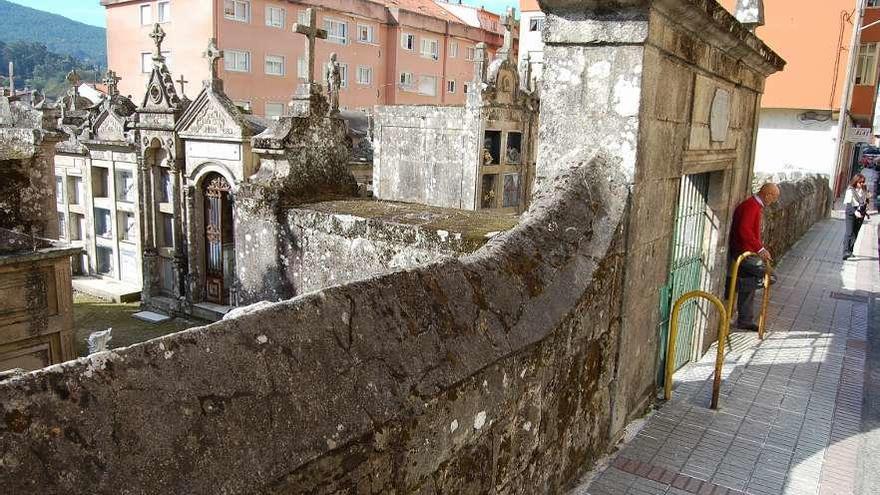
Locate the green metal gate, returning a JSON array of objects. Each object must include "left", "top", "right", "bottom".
[{"left": 658, "top": 173, "right": 710, "bottom": 383}]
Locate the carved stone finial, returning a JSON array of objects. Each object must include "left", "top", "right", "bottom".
[
  {"left": 498, "top": 7, "right": 516, "bottom": 61},
  {"left": 519, "top": 53, "right": 532, "bottom": 92},
  {"left": 734, "top": 0, "right": 764, "bottom": 32},
  {"left": 149, "top": 23, "right": 166, "bottom": 60},
  {"left": 66, "top": 69, "right": 81, "bottom": 88},
  {"left": 204, "top": 38, "right": 224, "bottom": 82},
  {"left": 325, "top": 52, "right": 341, "bottom": 114},
  {"left": 103, "top": 70, "right": 121, "bottom": 96},
  {"left": 474, "top": 42, "right": 488, "bottom": 84}
]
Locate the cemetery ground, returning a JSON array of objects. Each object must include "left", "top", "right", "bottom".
[{"left": 72, "top": 292, "right": 194, "bottom": 357}]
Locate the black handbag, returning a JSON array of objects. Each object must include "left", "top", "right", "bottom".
[{"left": 737, "top": 257, "right": 776, "bottom": 290}]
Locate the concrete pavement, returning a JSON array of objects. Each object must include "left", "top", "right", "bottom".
[{"left": 571, "top": 213, "right": 877, "bottom": 495}]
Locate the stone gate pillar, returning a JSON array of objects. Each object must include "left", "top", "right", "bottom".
[{"left": 536, "top": 0, "right": 784, "bottom": 439}]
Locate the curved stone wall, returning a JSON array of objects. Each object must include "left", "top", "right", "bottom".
[{"left": 0, "top": 151, "right": 630, "bottom": 494}]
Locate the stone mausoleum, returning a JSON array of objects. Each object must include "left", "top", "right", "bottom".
[
  {"left": 1, "top": 1, "right": 790, "bottom": 492},
  {"left": 0, "top": 92, "right": 79, "bottom": 371},
  {"left": 373, "top": 9, "right": 540, "bottom": 213}
]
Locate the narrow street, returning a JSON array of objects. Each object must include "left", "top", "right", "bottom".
[{"left": 572, "top": 212, "right": 879, "bottom": 495}]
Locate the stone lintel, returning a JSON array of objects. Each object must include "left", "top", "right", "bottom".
[{"left": 538, "top": 0, "right": 784, "bottom": 75}]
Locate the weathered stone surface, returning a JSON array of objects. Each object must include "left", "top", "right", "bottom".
[
  {"left": 234, "top": 198, "right": 517, "bottom": 303},
  {"left": 0, "top": 151, "right": 629, "bottom": 494},
  {"left": 761, "top": 175, "right": 830, "bottom": 260}
]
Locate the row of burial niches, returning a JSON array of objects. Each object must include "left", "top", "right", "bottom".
[{"left": 481, "top": 129, "right": 524, "bottom": 210}]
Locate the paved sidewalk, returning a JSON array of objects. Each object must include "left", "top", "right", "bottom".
[{"left": 572, "top": 214, "right": 875, "bottom": 495}]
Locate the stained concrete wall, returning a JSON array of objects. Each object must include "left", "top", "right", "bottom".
[
  {"left": 762, "top": 176, "right": 831, "bottom": 260},
  {"left": 373, "top": 105, "right": 480, "bottom": 210},
  {"left": 0, "top": 154, "right": 630, "bottom": 494}
]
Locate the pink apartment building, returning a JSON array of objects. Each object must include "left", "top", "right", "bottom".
[{"left": 102, "top": 0, "right": 510, "bottom": 117}]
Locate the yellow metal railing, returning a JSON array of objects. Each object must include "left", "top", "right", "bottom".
[
  {"left": 663, "top": 290, "right": 729, "bottom": 409},
  {"left": 725, "top": 251, "right": 773, "bottom": 340}
]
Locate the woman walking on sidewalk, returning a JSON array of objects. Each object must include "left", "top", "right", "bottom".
[{"left": 843, "top": 173, "right": 870, "bottom": 260}]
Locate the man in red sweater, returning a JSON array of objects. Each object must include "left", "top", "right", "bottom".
[{"left": 729, "top": 183, "right": 780, "bottom": 330}]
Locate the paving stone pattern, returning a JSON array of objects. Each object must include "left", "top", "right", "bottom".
[{"left": 574, "top": 214, "right": 874, "bottom": 495}]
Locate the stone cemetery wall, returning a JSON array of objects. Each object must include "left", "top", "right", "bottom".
[
  {"left": 762, "top": 175, "right": 831, "bottom": 260},
  {"left": 0, "top": 152, "right": 630, "bottom": 493},
  {"left": 373, "top": 105, "right": 481, "bottom": 210}
]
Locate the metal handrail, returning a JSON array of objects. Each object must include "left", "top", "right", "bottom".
[
  {"left": 664, "top": 290, "right": 729, "bottom": 409},
  {"left": 725, "top": 251, "right": 773, "bottom": 340}
]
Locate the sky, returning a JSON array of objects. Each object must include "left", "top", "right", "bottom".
[{"left": 5, "top": 0, "right": 519, "bottom": 29}]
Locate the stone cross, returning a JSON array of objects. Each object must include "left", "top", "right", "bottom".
[
  {"left": 176, "top": 74, "right": 189, "bottom": 97},
  {"left": 204, "top": 38, "right": 224, "bottom": 81},
  {"left": 103, "top": 70, "right": 121, "bottom": 96},
  {"left": 149, "top": 23, "right": 166, "bottom": 60},
  {"left": 293, "top": 8, "right": 327, "bottom": 85},
  {"left": 498, "top": 7, "right": 516, "bottom": 61},
  {"left": 519, "top": 53, "right": 532, "bottom": 92}
]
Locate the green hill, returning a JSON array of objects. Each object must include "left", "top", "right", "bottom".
[{"left": 0, "top": 0, "right": 106, "bottom": 67}]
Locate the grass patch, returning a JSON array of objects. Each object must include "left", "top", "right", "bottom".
[{"left": 73, "top": 292, "right": 199, "bottom": 357}]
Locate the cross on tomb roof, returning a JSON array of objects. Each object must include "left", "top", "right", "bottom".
[
  {"left": 149, "top": 23, "right": 166, "bottom": 60},
  {"left": 103, "top": 70, "right": 121, "bottom": 96},
  {"left": 204, "top": 38, "right": 224, "bottom": 82},
  {"left": 176, "top": 74, "right": 189, "bottom": 97},
  {"left": 293, "top": 8, "right": 327, "bottom": 85}
]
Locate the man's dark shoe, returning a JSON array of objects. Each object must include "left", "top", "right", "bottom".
[{"left": 735, "top": 322, "right": 759, "bottom": 331}]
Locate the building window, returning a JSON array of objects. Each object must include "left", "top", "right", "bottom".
[
  {"left": 421, "top": 38, "right": 439, "bottom": 60},
  {"left": 356, "top": 65, "right": 372, "bottom": 85},
  {"left": 354, "top": 24, "right": 373, "bottom": 44},
  {"left": 58, "top": 212, "right": 66, "bottom": 238},
  {"left": 338, "top": 63, "right": 348, "bottom": 88},
  {"left": 399, "top": 72, "right": 414, "bottom": 90},
  {"left": 265, "top": 5, "right": 285, "bottom": 28},
  {"left": 94, "top": 208, "right": 112, "bottom": 239},
  {"left": 119, "top": 211, "right": 137, "bottom": 242},
  {"left": 449, "top": 41, "right": 458, "bottom": 58},
  {"left": 401, "top": 33, "right": 415, "bottom": 51},
  {"left": 297, "top": 57, "right": 308, "bottom": 79},
  {"left": 265, "top": 102, "right": 285, "bottom": 120},
  {"left": 324, "top": 19, "right": 348, "bottom": 45},
  {"left": 447, "top": 80, "right": 456, "bottom": 93},
  {"left": 870, "top": 0, "right": 880, "bottom": 7},
  {"left": 418, "top": 75, "right": 438, "bottom": 96},
  {"left": 224, "top": 0, "right": 250, "bottom": 22},
  {"left": 234, "top": 100, "right": 251, "bottom": 112},
  {"left": 463, "top": 82, "right": 471, "bottom": 94},
  {"left": 265, "top": 55, "right": 285, "bottom": 76},
  {"left": 225, "top": 50, "right": 251, "bottom": 72},
  {"left": 140, "top": 4, "right": 151, "bottom": 25},
  {"left": 116, "top": 170, "right": 136, "bottom": 202},
  {"left": 856, "top": 43, "right": 878, "bottom": 85},
  {"left": 55, "top": 175, "right": 63, "bottom": 204},
  {"left": 465, "top": 46, "right": 476, "bottom": 61},
  {"left": 528, "top": 17, "right": 544, "bottom": 32},
  {"left": 296, "top": 10, "right": 310, "bottom": 25},
  {"left": 157, "top": 1, "right": 171, "bottom": 23}
]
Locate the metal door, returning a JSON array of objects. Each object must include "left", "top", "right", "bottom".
[
  {"left": 204, "top": 174, "right": 232, "bottom": 305},
  {"left": 658, "top": 173, "right": 710, "bottom": 381}
]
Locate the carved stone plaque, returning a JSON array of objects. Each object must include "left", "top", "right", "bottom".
[{"left": 710, "top": 88, "right": 731, "bottom": 143}]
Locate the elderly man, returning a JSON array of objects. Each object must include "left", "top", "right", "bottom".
[{"left": 729, "top": 183, "right": 780, "bottom": 331}]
